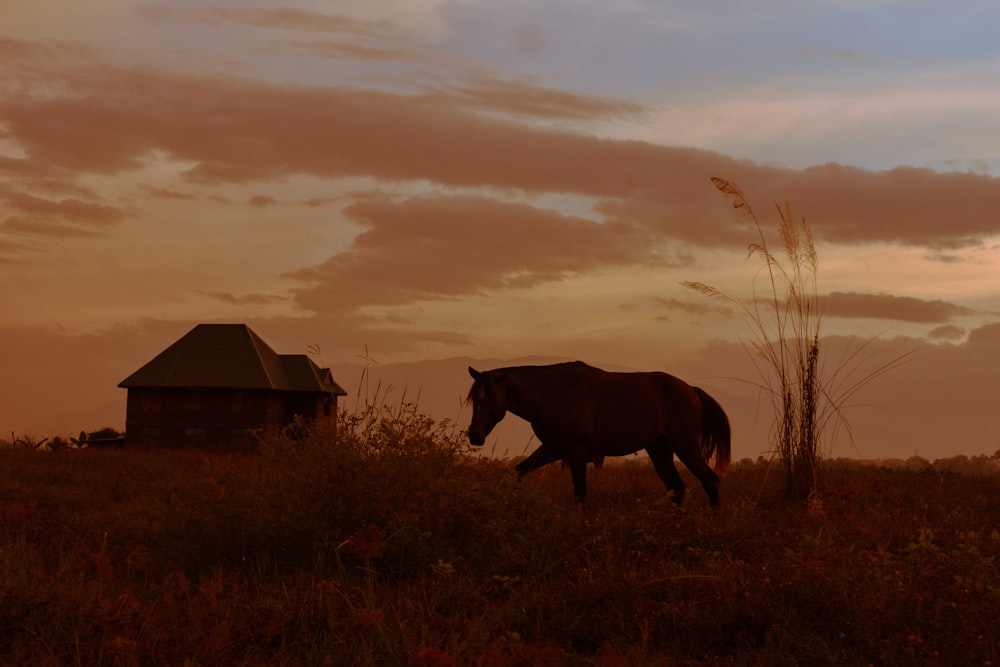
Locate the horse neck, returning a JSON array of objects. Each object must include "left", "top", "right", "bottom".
[{"left": 501, "top": 367, "right": 566, "bottom": 423}]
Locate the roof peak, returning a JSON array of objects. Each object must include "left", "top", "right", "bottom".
[{"left": 119, "top": 323, "right": 345, "bottom": 394}]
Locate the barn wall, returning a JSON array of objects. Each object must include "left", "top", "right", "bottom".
[
  {"left": 124, "top": 388, "right": 338, "bottom": 450},
  {"left": 125, "top": 388, "right": 275, "bottom": 450},
  {"left": 283, "top": 393, "right": 337, "bottom": 426}
]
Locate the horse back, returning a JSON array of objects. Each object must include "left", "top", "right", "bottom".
[
  {"left": 581, "top": 368, "right": 700, "bottom": 448},
  {"left": 505, "top": 363, "right": 700, "bottom": 451}
]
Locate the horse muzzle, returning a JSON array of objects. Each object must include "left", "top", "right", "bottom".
[{"left": 467, "top": 430, "right": 485, "bottom": 447}]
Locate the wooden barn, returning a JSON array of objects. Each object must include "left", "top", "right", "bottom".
[{"left": 119, "top": 323, "right": 347, "bottom": 450}]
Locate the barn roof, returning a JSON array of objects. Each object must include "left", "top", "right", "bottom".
[{"left": 118, "top": 323, "right": 347, "bottom": 395}]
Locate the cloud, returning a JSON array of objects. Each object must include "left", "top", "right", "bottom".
[
  {"left": 967, "top": 322, "right": 1000, "bottom": 345},
  {"left": 778, "top": 164, "right": 1000, "bottom": 249},
  {"left": 0, "top": 188, "right": 125, "bottom": 227},
  {"left": 511, "top": 22, "right": 546, "bottom": 57},
  {"left": 0, "top": 185, "right": 126, "bottom": 246},
  {"left": 285, "top": 192, "right": 683, "bottom": 315},
  {"left": 436, "top": 78, "right": 647, "bottom": 121},
  {"left": 653, "top": 297, "right": 733, "bottom": 318},
  {"left": 3, "top": 36, "right": 1000, "bottom": 326},
  {"left": 2, "top": 43, "right": 997, "bottom": 256},
  {"left": 0, "top": 238, "right": 33, "bottom": 262},
  {"left": 925, "top": 250, "right": 969, "bottom": 264},
  {"left": 0, "top": 43, "right": 1000, "bottom": 266},
  {"left": 821, "top": 292, "right": 979, "bottom": 323},
  {"left": 285, "top": 38, "right": 428, "bottom": 62},
  {"left": 1, "top": 219, "right": 103, "bottom": 238},
  {"left": 0, "top": 155, "right": 62, "bottom": 180},
  {"left": 175, "top": 6, "right": 431, "bottom": 62},
  {"left": 249, "top": 195, "right": 277, "bottom": 208},
  {"left": 205, "top": 8, "right": 397, "bottom": 37},
  {"left": 142, "top": 185, "right": 198, "bottom": 201},
  {"left": 302, "top": 196, "right": 341, "bottom": 208},
  {"left": 201, "top": 291, "right": 287, "bottom": 306},
  {"left": 928, "top": 325, "right": 964, "bottom": 341}
]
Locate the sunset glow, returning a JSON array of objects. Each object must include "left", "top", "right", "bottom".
[{"left": 2, "top": 1, "right": 999, "bottom": 459}]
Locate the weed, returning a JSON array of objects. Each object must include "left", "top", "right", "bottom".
[{"left": 684, "top": 177, "right": 908, "bottom": 502}]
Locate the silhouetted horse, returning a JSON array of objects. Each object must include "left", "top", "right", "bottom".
[{"left": 466, "top": 362, "right": 731, "bottom": 508}]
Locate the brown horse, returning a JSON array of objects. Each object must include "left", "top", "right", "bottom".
[{"left": 466, "top": 361, "right": 731, "bottom": 508}]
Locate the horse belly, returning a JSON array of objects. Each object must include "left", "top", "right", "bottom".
[
  {"left": 588, "top": 415, "right": 661, "bottom": 455},
  {"left": 592, "top": 439, "right": 648, "bottom": 457},
  {"left": 590, "top": 387, "right": 670, "bottom": 455}
]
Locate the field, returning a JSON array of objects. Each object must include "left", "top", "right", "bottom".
[{"left": 2, "top": 413, "right": 999, "bottom": 666}]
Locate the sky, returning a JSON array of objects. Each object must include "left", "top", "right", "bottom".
[{"left": 2, "top": 1, "right": 999, "bottom": 460}]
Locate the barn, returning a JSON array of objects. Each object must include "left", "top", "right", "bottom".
[{"left": 118, "top": 323, "right": 347, "bottom": 450}]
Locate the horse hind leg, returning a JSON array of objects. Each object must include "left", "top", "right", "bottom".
[
  {"left": 646, "top": 440, "right": 686, "bottom": 506},
  {"left": 674, "top": 442, "right": 721, "bottom": 510}
]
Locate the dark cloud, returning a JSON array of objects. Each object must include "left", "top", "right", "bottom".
[
  {"left": 0, "top": 238, "right": 33, "bottom": 262},
  {"left": 653, "top": 297, "right": 734, "bottom": 317},
  {"left": 925, "top": 250, "right": 969, "bottom": 264},
  {"left": 967, "top": 322, "right": 1000, "bottom": 345},
  {"left": 1, "top": 219, "right": 102, "bottom": 238},
  {"left": 437, "top": 78, "right": 647, "bottom": 120},
  {"left": 0, "top": 184, "right": 126, "bottom": 252},
  {"left": 0, "top": 187, "right": 126, "bottom": 228},
  {"left": 0, "top": 155, "right": 62, "bottom": 180},
  {"left": 288, "top": 39, "right": 426, "bottom": 62},
  {"left": 248, "top": 195, "right": 277, "bottom": 208},
  {"left": 770, "top": 164, "right": 1000, "bottom": 249},
  {"left": 2, "top": 44, "right": 997, "bottom": 256},
  {"left": 302, "top": 197, "right": 341, "bottom": 208},
  {"left": 2, "top": 37, "right": 1000, "bottom": 343},
  {"left": 201, "top": 291, "right": 287, "bottom": 306},
  {"left": 285, "top": 192, "right": 688, "bottom": 315},
  {"left": 142, "top": 185, "right": 198, "bottom": 201},
  {"left": 928, "top": 325, "right": 965, "bottom": 341},
  {"left": 821, "top": 291, "right": 978, "bottom": 323}
]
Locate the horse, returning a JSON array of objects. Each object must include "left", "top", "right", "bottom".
[{"left": 466, "top": 361, "right": 731, "bottom": 508}]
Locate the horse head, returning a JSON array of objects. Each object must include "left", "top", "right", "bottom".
[{"left": 466, "top": 367, "right": 508, "bottom": 447}]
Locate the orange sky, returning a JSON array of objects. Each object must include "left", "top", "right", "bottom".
[{"left": 2, "top": 1, "right": 999, "bottom": 459}]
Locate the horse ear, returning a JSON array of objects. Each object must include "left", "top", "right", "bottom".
[{"left": 468, "top": 366, "right": 481, "bottom": 380}]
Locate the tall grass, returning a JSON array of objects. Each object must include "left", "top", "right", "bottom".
[
  {"left": 683, "top": 177, "right": 904, "bottom": 501},
  {"left": 3, "top": 437, "right": 998, "bottom": 665}
]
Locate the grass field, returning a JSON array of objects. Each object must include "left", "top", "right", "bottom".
[{"left": 2, "top": 415, "right": 999, "bottom": 666}]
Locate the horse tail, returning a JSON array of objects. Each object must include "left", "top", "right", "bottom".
[{"left": 693, "top": 387, "right": 731, "bottom": 475}]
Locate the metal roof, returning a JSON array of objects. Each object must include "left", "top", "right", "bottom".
[{"left": 118, "top": 323, "right": 347, "bottom": 395}]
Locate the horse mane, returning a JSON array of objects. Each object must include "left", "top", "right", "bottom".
[
  {"left": 465, "top": 369, "right": 505, "bottom": 406},
  {"left": 464, "top": 383, "right": 475, "bottom": 406},
  {"left": 466, "top": 361, "right": 592, "bottom": 406}
]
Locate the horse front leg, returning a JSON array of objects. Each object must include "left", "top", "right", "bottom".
[
  {"left": 567, "top": 449, "right": 588, "bottom": 504},
  {"left": 515, "top": 441, "right": 562, "bottom": 480}
]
